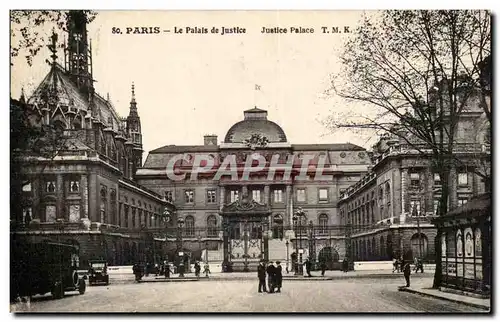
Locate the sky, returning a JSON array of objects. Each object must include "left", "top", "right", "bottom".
[{"left": 10, "top": 10, "right": 380, "bottom": 155}]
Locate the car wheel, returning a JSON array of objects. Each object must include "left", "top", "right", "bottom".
[
  {"left": 51, "top": 281, "right": 64, "bottom": 299},
  {"left": 72, "top": 271, "right": 80, "bottom": 288},
  {"left": 78, "top": 279, "right": 86, "bottom": 295}
]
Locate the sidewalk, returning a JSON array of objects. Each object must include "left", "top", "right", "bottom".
[
  {"left": 399, "top": 285, "right": 491, "bottom": 311},
  {"left": 134, "top": 269, "right": 434, "bottom": 283}
]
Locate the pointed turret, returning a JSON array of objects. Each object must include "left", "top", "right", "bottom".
[
  {"left": 126, "top": 82, "right": 143, "bottom": 175},
  {"left": 19, "top": 87, "right": 26, "bottom": 103}
]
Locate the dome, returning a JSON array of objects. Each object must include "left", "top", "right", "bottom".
[{"left": 224, "top": 107, "right": 287, "bottom": 143}]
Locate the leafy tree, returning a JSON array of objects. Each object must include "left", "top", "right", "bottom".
[
  {"left": 10, "top": 10, "right": 96, "bottom": 66},
  {"left": 328, "top": 10, "right": 490, "bottom": 288}
]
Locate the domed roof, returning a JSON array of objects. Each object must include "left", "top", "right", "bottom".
[{"left": 224, "top": 107, "right": 287, "bottom": 143}]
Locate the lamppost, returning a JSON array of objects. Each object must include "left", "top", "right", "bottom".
[
  {"left": 293, "top": 207, "right": 306, "bottom": 275},
  {"left": 285, "top": 239, "right": 290, "bottom": 273},
  {"left": 177, "top": 217, "right": 185, "bottom": 277},
  {"left": 197, "top": 234, "right": 202, "bottom": 262},
  {"left": 308, "top": 220, "right": 315, "bottom": 268},
  {"left": 243, "top": 219, "right": 249, "bottom": 272}
]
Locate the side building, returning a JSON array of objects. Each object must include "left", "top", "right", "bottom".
[
  {"left": 10, "top": 11, "right": 175, "bottom": 268},
  {"left": 338, "top": 87, "right": 490, "bottom": 264}
]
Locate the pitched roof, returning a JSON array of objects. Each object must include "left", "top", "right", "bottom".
[
  {"left": 291, "top": 143, "right": 365, "bottom": 151},
  {"left": 149, "top": 145, "right": 220, "bottom": 153}
]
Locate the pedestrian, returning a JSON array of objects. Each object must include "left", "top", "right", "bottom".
[
  {"left": 266, "top": 261, "right": 276, "bottom": 293},
  {"left": 257, "top": 260, "right": 267, "bottom": 293},
  {"left": 392, "top": 258, "right": 398, "bottom": 273},
  {"left": 165, "top": 262, "right": 170, "bottom": 279},
  {"left": 203, "top": 263, "right": 211, "bottom": 277},
  {"left": 403, "top": 261, "right": 411, "bottom": 287},
  {"left": 305, "top": 258, "right": 312, "bottom": 277},
  {"left": 320, "top": 262, "right": 326, "bottom": 276},
  {"left": 194, "top": 261, "right": 201, "bottom": 277},
  {"left": 342, "top": 258, "right": 348, "bottom": 272},
  {"left": 275, "top": 261, "right": 283, "bottom": 293}
]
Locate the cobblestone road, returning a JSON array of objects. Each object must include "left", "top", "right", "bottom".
[{"left": 15, "top": 276, "right": 486, "bottom": 313}]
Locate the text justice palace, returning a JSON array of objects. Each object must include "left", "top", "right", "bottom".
[{"left": 261, "top": 26, "right": 315, "bottom": 34}]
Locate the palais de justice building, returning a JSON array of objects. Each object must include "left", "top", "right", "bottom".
[{"left": 136, "top": 108, "right": 371, "bottom": 271}]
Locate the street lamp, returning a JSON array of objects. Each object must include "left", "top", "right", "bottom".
[
  {"left": 177, "top": 217, "right": 185, "bottom": 277},
  {"left": 293, "top": 207, "right": 306, "bottom": 275},
  {"left": 285, "top": 239, "right": 290, "bottom": 273},
  {"left": 197, "top": 234, "right": 202, "bottom": 262},
  {"left": 308, "top": 220, "right": 315, "bottom": 269},
  {"left": 243, "top": 219, "right": 249, "bottom": 272}
]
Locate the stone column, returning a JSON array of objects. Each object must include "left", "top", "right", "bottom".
[
  {"left": 219, "top": 186, "right": 225, "bottom": 211},
  {"left": 264, "top": 185, "right": 270, "bottom": 205},
  {"left": 56, "top": 174, "right": 64, "bottom": 220},
  {"left": 400, "top": 168, "right": 408, "bottom": 224},
  {"left": 88, "top": 173, "right": 97, "bottom": 222},
  {"left": 285, "top": 185, "right": 292, "bottom": 227}
]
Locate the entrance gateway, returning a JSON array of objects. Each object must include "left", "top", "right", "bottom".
[{"left": 221, "top": 192, "right": 271, "bottom": 272}]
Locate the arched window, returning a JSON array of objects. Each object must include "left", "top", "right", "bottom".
[
  {"left": 207, "top": 215, "right": 217, "bottom": 237},
  {"left": 185, "top": 216, "right": 195, "bottom": 237},
  {"left": 273, "top": 214, "right": 284, "bottom": 239},
  {"left": 318, "top": 214, "right": 328, "bottom": 235},
  {"left": 411, "top": 233, "right": 428, "bottom": 259},
  {"left": 380, "top": 235, "right": 385, "bottom": 259},
  {"left": 100, "top": 187, "right": 107, "bottom": 224}
]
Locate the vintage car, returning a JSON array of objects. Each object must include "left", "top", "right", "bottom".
[
  {"left": 10, "top": 240, "right": 86, "bottom": 301},
  {"left": 88, "top": 260, "right": 109, "bottom": 285}
]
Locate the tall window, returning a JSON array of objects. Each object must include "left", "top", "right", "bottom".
[
  {"left": 164, "top": 190, "right": 173, "bottom": 202},
  {"left": 46, "top": 181, "right": 56, "bottom": 193},
  {"left": 70, "top": 180, "right": 80, "bottom": 193},
  {"left": 124, "top": 205, "right": 129, "bottom": 228},
  {"left": 433, "top": 199, "right": 440, "bottom": 215},
  {"left": 230, "top": 190, "right": 239, "bottom": 202},
  {"left": 207, "top": 215, "right": 217, "bottom": 237},
  {"left": 252, "top": 190, "right": 261, "bottom": 203},
  {"left": 185, "top": 216, "right": 195, "bottom": 237},
  {"left": 273, "top": 189, "right": 283, "bottom": 203},
  {"left": 385, "top": 183, "right": 391, "bottom": 205},
  {"left": 458, "top": 172, "right": 468, "bottom": 186},
  {"left": 318, "top": 214, "right": 328, "bottom": 235},
  {"left": 297, "top": 188, "right": 306, "bottom": 202},
  {"left": 184, "top": 190, "right": 194, "bottom": 204},
  {"left": 410, "top": 200, "right": 421, "bottom": 217},
  {"left": 434, "top": 173, "right": 441, "bottom": 186},
  {"left": 319, "top": 188, "right": 328, "bottom": 202},
  {"left": 207, "top": 189, "right": 217, "bottom": 204},
  {"left": 458, "top": 198, "right": 468, "bottom": 207}
]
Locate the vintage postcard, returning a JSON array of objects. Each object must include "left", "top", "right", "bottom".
[{"left": 10, "top": 9, "right": 491, "bottom": 313}]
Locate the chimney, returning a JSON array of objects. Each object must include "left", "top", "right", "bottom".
[{"left": 204, "top": 134, "right": 218, "bottom": 146}]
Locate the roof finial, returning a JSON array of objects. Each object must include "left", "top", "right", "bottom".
[
  {"left": 48, "top": 27, "right": 58, "bottom": 64},
  {"left": 20, "top": 87, "right": 26, "bottom": 103}
]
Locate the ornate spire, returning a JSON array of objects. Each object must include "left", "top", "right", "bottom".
[
  {"left": 131, "top": 82, "right": 136, "bottom": 104},
  {"left": 48, "top": 28, "right": 58, "bottom": 64},
  {"left": 129, "top": 82, "right": 138, "bottom": 117}
]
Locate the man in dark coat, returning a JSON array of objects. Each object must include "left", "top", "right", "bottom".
[
  {"left": 266, "top": 262, "right": 276, "bottom": 293},
  {"left": 275, "top": 261, "right": 283, "bottom": 293},
  {"left": 403, "top": 261, "right": 411, "bottom": 287},
  {"left": 342, "top": 258, "right": 348, "bottom": 272},
  {"left": 257, "top": 261, "right": 267, "bottom": 293},
  {"left": 305, "top": 258, "right": 312, "bottom": 277},
  {"left": 320, "top": 262, "right": 327, "bottom": 276}
]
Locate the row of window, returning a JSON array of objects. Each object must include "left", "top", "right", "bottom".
[
  {"left": 23, "top": 180, "right": 81, "bottom": 194},
  {"left": 410, "top": 171, "right": 469, "bottom": 188},
  {"left": 168, "top": 187, "right": 331, "bottom": 204}
]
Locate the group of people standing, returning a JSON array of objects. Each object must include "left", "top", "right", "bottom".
[{"left": 257, "top": 260, "right": 283, "bottom": 293}]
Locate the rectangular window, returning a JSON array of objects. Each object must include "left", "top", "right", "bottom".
[
  {"left": 230, "top": 190, "right": 239, "bottom": 203},
  {"left": 252, "top": 190, "right": 261, "bottom": 203},
  {"left": 319, "top": 188, "right": 328, "bottom": 202},
  {"left": 184, "top": 190, "right": 194, "bottom": 204},
  {"left": 458, "top": 198, "right": 468, "bottom": 207},
  {"left": 273, "top": 189, "right": 283, "bottom": 203},
  {"left": 410, "top": 200, "right": 421, "bottom": 216},
  {"left": 297, "top": 188, "right": 306, "bottom": 202},
  {"left": 433, "top": 199, "right": 440, "bottom": 215},
  {"left": 165, "top": 191, "right": 173, "bottom": 202},
  {"left": 207, "top": 189, "right": 217, "bottom": 203},
  {"left": 46, "top": 181, "right": 56, "bottom": 193},
  {"left": 458, "top": 172, "right": 468, "bottom": 186},
  {"left": 410, "top": 172, "right": 420, "bottom": 187},
  {"left": 434, "top": 173, "right": 441, "bottom": 186},
  {"left": 69, "top": 180, "right": 80, "bottom": 193}
]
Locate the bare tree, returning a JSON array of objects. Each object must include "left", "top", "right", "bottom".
[{"left": 326, "top": 10, "right": 491, "bottom": 288}]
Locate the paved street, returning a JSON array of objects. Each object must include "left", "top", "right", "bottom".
[{"left": 14, "top": 275, "right": 486, "bottom": 313}]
